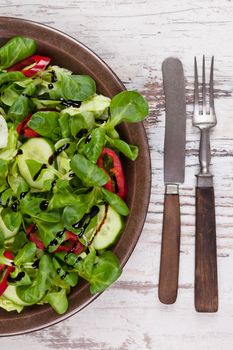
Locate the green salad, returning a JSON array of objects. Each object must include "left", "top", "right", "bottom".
[{"left": 0, "top": 36, "right": 148, "bottom": 314}]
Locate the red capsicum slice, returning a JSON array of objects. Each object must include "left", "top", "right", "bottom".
[
  {"left": 16, "top": 114, "right": 40, "bottom": 138},
  {"left": 55, "top": 240, "right": 84, "bottom": 254},
  {"left": 8, "top": 55, "right": 51, "bottom": 77},
  {"left": 55, "top": 230, "right": 85, "bottom": 254},
  {"left": 26, "top": 225, "right": 84, "bottom": 255},
  {"left": 0, "top": 251, "right": 15, "bottom": 296},
  {"left": 26, "top": 224, "right": 45, "bottom": 250},
  {"left": 97, "top": 147, "right": 127, "bottom": 199}
]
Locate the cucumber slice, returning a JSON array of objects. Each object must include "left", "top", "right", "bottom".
[
  {"left": 92, "top": 206, "right": 124, "bottom": 250},
  {"left": 3, "top": 285, "right": 32, "bottom": 306},
  {"left": 83, "top": 205, "right": 107, "bottom": 244},
  {"left": 54, "top": 138, "right": 71, "bottom": 149},
  {"left": 0, "top": 207, "right": 20, "bottom": 239},
  {"left": 17, "top": 138, "right": 55, "bottom": 190}
]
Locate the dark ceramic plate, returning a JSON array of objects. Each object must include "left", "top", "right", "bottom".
[{"left": 0, "top": 17, "right": 151, "bottom": 336}]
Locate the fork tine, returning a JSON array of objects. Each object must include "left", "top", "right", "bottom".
[
  {"left": 194, "top": 56, "right": 199, "bottom": 114},
  {"left": 209, "top": 56, "right": 215, "bottom": 114},
  {"left": 202, "top": 55, "right": 206, "bottom": 114}
]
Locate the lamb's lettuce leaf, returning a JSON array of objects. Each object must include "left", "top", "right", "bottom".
[
  {"left": 70, "top": 154, "right": 109, "bottom": 187},
  {"left": 7, "top": 95, "right": 31, "bottom": 121},
  {"left": 78, "top": 128, "right": 105, "bottom": 163},
  {"left": 76, "top": 250, "right": 122, "bottom": 294},
  {"left": 79, "top": 94, "right": 110, "bottom": 118},
  {"left": 101, "top": 188, "right": 129, "bottom": 216},
  {"left": 28, "top": 111, "right": 61, "bottom": 141},
  {"left": 108, "top": 91, "right": 148, "bottom": 127},
  {"left": 14, "top": 242, "right": 36, "bottom": 266},
  {"left": 0, "top": 36, "right": 36, "bottom": 69},
  {"left": 106, "top": 136, "right": 138, "bottom": 161},
  {"left": 43, "top": 288, "right": 68, "bottom": 314},
  {"left": 16, "top": 254, "right": 56, "bottom": 304}
]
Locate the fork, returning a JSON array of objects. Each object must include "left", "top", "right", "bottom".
[{"left": 193, "top": 56, "right": 218, "bottom": 312}]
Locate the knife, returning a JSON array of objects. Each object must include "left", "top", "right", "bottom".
[{"left": 158, "top": 57, "right": 186, "bottom": 304}]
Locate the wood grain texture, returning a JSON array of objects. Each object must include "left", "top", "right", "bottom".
[
  {"left": 159, "top": 194, "right": 180, "bottom": 304},
  {"left": 1, "top": 0, "right": 233, "bottom": 349},
  {"left": 195, "top": 187, "right": 218, "bottom": 312}
]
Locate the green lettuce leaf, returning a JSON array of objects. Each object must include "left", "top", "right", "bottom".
[
  {"left": 44, "top": 288, "right": 68, "bottom": 314},
  {"left": 108, "top": 90, "right": 148, "bottom": 127},
  {"left": 28, "top": 111, "right": 61, "bottom": 141},
  {"left": 70, "top": 154, "right": 109, "bottom": 187},
  {"left": 78, "top": 128, "right": 105, "bottom": 163},
  {"left": 79, "top": 94, "right": 110, "bottom": 118},
  {"left": 0, "top": 295, "right": 23, "bottom": 313},
  {"left": 101, "top": 188, "right": 129, "bottom": 216},
  {"left": 0, "top": 36, "right": 36, "bottom": 70},
  {"left": 76, "top": 250, "right": 122, "bottom": 294}
]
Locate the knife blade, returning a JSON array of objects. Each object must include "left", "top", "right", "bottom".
[{"left": 158, "top": 57, "right": 186, "bottom": 304}]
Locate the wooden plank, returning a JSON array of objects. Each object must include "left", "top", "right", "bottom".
[{"left": 1, "top": 0, "right": 233, "bottom": 348}]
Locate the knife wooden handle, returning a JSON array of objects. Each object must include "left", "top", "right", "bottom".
[
  {"left": 195, "top": 187, "right": 218, "bottom": 312},
  {"left": 159, "top": 193, "right": 180, "bottom": 304}
]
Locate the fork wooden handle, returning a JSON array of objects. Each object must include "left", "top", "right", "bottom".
[
  {"left": 159, "top": 193, "right": 180, "bottom": 304},
  {"left": 195, "top": 187, "right": 218, "bottom": 312}
]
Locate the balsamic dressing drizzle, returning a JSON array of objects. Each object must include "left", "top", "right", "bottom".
[
  {"left": 8, "top": 271, "right": 25, "bottom": 283},
  {"left": 33, "top": 164, "right": 47, "bottom": 181},
  {"left": 56, "top": 267, "right": 68, "bottom": 280},
  {"left": 16, "top": 149, "right": 23, "bottom": 156},
  {"left": 72, "top": 206, "right": 100, "bottom": 238},
  {"left": 46, "top": 231, "right": 65, "bottom": 250},
  {"left": 73, "top": 213, "right": 89, "bottom": 230},
  {"left": 40, "top": 200, "right": 49, "bottom": 210},
  {"left": 64, "top": 253, "right": 69, "bottom": 262},
  {"left": 70, "top": 243, "right": 77, "bottom": 252},
  {"left": 63, "top": 252, "right": 82, "bottom": 265},
  {"left": 60, "top": 98, "right": 81, "bottom": 108},
  {"left": 76, "top": 256, "right": 82, "bottom": 263},
  {"left": 48, "top": 143, "right": 70, "bottom": 165},
  {"left": 20, "top": 192, "right": 28, "bottom": 199},
  {"left": 51, "top": 180, "right": 57, "bottom": 189},
  {"left": 61, "top": 272, "right": 68, "bottom": 280},
  {"left": 68, "top": 172, "right": 75, "bottom": 178},
  {"left": 11, "top": 202, "right": 18, "bottom": 212},
  {"left": 51, "top": 70, "right": 57, "bottom": 83},
  {"left": 85, "top": 134, "right": 92, "bottom": 144},
  {"left": 32, "top": 259, "right": 40, "bottom": 269},
  {"left": 47, "top": 239, "right": 58, "bottom": 249},
  {"left": 56, "top": 230, "right": 65, "bottom": 239},
  {"left": 76, "top": 128, "right": 88, "bottom": 139}
]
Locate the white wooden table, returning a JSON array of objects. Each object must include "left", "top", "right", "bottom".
[{"left": 2, "top": 1, "right": 233, "bottom": 349}]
